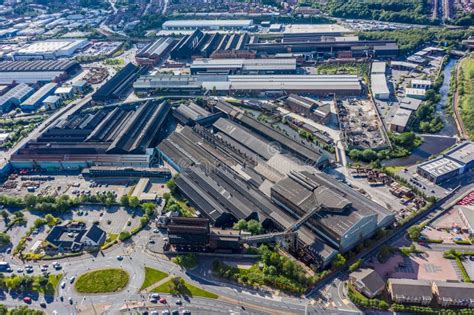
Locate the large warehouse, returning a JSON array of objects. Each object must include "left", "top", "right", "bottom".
[
  {"left": 134, "top": 74, "right": 362, "bottom": 96},
  {"left": 190, "top": 58, "right": 297, "bottom": 75},
  {"left": 20, "top": 82, "right": 57, "bottom": 111},
  {"left": 11, "top": 39, "right": 89, "bottom": 60},
  {"left": 11, "top": 100, "right": 171, "bottom": 170},
  {"left": 0, "top": 83, "right": 35, "bottom": 113},
  {"left": 0, "top": 60, "right": 81, "bottom": 84},
  {"left": 135, "top": 38, "right": 176, "bottom": 65},
  {"left": 162, "top": 19, "right": 254, "bottom": 31},
  {"left": 417, "top": 141, "right": 474, "bottom": 184}
]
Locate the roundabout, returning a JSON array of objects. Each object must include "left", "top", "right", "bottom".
[{"left": 74, "top": 268, "right": 130, "bottom": 294}]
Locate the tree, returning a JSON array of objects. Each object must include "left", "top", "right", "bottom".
[
  {"left": 233, "top": 219, "right": 248, "bottom": 231},
  {"left": 0, "top": 233, "right": 10, "bottom": 247},
  {"left": 408, "top": 225, "right": 422, "bottom": 241},
  {"left": 120, "top": 195, "right": 129, "bottom": 207},
  {"left": 119, "top": 231, "right": 131, "bottom": 241},
  {"left": 128, "top": 196, "right": 140, "bottom": 208},
  {"left": 332, "top": 254, "right": 346, "bottom": 269},
  {"left": 246, "top": 220, "right": 263, "bottom": 235},
  {"left": 1, "top": 211, "right": 8, "bottom": 222}
]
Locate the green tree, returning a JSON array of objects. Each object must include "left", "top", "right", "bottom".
[
  {"left": 408, "top": 225, "right": 422, "bottom": 241},
  {"left": 119, "top": 231, "right": 131, "bottom": 241},
  {"left": 246, "top": 220, "right": 263, "bottom": 235},
  {"left": 120, "top": 195, "right": 129, "bottom": 207},
  {"left": 332, "top": 254, "right": 346, "bottom": 269},
  {"left": 128, "top": 196, "right": 140, "bottom": 208},
  {"left": 0, "top": 233, "right": 9, "bottom": 247}
]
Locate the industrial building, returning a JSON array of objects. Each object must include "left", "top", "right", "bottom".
[
  {"left": 190, "top": 58, "right": 297, "bottom": 75},
  {"left": 135, "top": 38, "right": 176, "bottom": 66},
  {"left": 83, "top": 166, "right": 171, "bottom": 179},
  {"left": 246, "top": 35, "right": 398, "bottom": 58},
  {"left": 134, "top": 74, "right": 362, "bottom": 96},
  {"left": 92, "top": 63, "right": 147, "bottom": 103},
  {"left": 11, "top": 100, "right": 170, "bottom": 170},
  {"left": 411, "top": 79, "right": 432, "bottom": 89},
  {"left": 173, "top": 101, "right": 222, "bottom": 126},
  {"left": 165, "top": 217, "right": 242, "bottom": 253},
  {"left": 271, "top": 171, "right": 394, "bottom": 252},
  {"left": 156, "top": 100, "right": 392, "bottom": 268},
  {"left": 0, "top": 83, "right": 35, "bottom": 113},
  {"left": 284, "top": 94, "right": 331, "bottom": 124},
  {"left": 417, "top": 141, "right": 474, "bottom": 184},
  {"left": 389, "top": 108, "right": 412, "bottom": 132},
  {"left": 11, "top": 39, "right": 89, "bottom": 60},
  {"left": 162, "top": 19, "right": 254, "bottom": 31},
  {"left": 20, "top": 82, "right": 57, "bottom": 111},
  {"left": 0, "top": 60, "right": 81, "bottom": 84},
  {"left": 371, "top": 62, "right": 390, "bottom": 100},
  {"left": 405, "top": 88, "right": 426, "bottom": 100}
]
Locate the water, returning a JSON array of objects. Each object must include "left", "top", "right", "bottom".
[{"left": 436, "top": 58, "right": 458, "bottom": 137}]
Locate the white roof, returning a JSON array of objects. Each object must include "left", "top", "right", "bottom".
[
  {"left": 163, "top": 19, "right": 253, "bottom": 28},
  {"left": 419, "top": 157, "right": 462, "bottom": 177},
  {"left": 371, "top": 74, "right": 389, "bottom": 96},
  {"left": 16, "top": 39, "right": 88, "bottom": 54},
  {"left": 371, "top": 62, "right": 386, "bottom": 74},
  {"left": 55, "top": 86, "right": 73, "bottom": 94},
  {"left": 405, "top": 88, "right": 426, "bottom": 96},
  {"left": 411, "top": 79, "right": 432, "bottom": 86}
]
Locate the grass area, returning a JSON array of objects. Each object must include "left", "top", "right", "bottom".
[
  {"left": 39, "top": 274, "right": 63, "bottom": 295},
  {"left": 458, "top": 57, "right": 474, "bottom": 140},
  {"left": 101, "top": 233, "right": 118, "bottom": 250},
  {"left": 384, "top": 166, "right": 406, "bottom": 174},
  {"left": 140, "top": 267, "right": 168, "bottom": 290},
  {"left": 3, "top": 274, "right": 62, "bottom": 296},
  {"left": 75, "top": 268, "right": 129, "bottom": 293},
  {"left": 455, "top": 257, "right": 471, "bottom": 282},
  {"left": 152, "top": 277, "right": 218, "bottom": 299}
]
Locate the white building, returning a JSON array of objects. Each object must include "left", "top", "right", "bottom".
[{"left": 12, "top": 39, "right": 89, "bottom": 60}]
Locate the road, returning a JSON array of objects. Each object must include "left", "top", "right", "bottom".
[{"left": 0, "top": 227, "right": 308, "bottom": 315}]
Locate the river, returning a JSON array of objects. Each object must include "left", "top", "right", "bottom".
[{"left": 435, "top": 57, "right": 458, "bottom": 137}]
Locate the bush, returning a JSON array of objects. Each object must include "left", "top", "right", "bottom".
[
  {"left": 172, "top": 254, "right": 198, "bottom": 269},
  {"left": 349, "top": 259, "right": 362, "bottom": 272},
  {"left": 118, "top": 231, "right": 131, "bottom": 241}
]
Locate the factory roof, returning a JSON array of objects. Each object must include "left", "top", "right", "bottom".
[
  {"left": 390, "top": 61, "right": 419, "bottom": 70},
  {"left": 445, "top": 141, "right": 474, "bottom": 165},
  {"left": 0, "top": 83, "right": 34, "bottom": 106},
  {"left": 418, "top": 156, "right": 462, "bottom": 177},
  {"left": 371, "top": 73, "right": 390, "bottom": 96},
  {"left": 390, "top": 108, "right": 412, "bottom": 128},
  {"left": 371, "top": 62, "right": 386, "bottom": 74},
  {"left": 191, "top": 58, "right": 297, "bottom": 72},
  {"left": 21, "top": 82, "right": 57, "bottom": 107},
  {"left": 213, "top": 118, "right": 275, "bottom": 160},
  {"left": 0, "top": 59, "right": 79, "bottom": 72},
  {"left": 411, "top": 79, "right": 432, "bottom": 86},
  {"left": 405, "top": 88, "right": 426, "bottom": 97},
  {"left": 137, "top": 37, "right": 175, "bottom": 58},
  {"left": 15, "top": 39, "right": 88, "bottom": 54},
  {"left": 163, "top": 19, "right": 253, "bottom": 29}
]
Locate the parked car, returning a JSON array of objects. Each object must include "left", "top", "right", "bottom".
[{"left": 23, "top": 297, "right": 31, "bottom": 303}]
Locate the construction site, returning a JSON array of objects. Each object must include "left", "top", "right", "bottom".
[{"left": 337, "top": 98, "right": 387, "bottom": 150}]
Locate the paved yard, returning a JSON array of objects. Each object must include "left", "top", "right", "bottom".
[{"left": 371, "top": 251, "right": 459, "bottom": 281}]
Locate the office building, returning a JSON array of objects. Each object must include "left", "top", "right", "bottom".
[{"left": 388, "top": 279, "right": 433, "bottom": 305}]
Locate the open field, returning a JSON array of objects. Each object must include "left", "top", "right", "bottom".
[{"left": 458, "top": 57, "right": 474, "bottom": 140}]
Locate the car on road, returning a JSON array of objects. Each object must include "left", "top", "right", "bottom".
[
  {"left": 53, "top": 262, "right": 61, "bottom": 270},
  {"left": 149, "top": 297, "right": 157, "bottom": 303},
  {"left": 59, "top": 296, "right": 64, "bottom": 302},
  {"left": 68, "top": 297, "right": 73, "bottom": 304},
  {"left": 148, "top": 239, "right": 155, "bottom": 244},
  {"left": 176, "top": 299, "right": 182, "bottom": 305},
  {"left": 23, "top": 297, "right": 31, "bottom": 303},
  {"left": 151, "top": 293, "right": 160, "bottom": 299},
  {"left": 150, "top": 311, "right": 159, "bottom": 315},
  {"left": 182, "top": 310, "right": 191, "bottom": 315},
  {"left": 116, "top": 255, "right": 123, "bottom": 261},
  {"left": 159, "top": 297, "right": 167, "bottom": 304},
  {"left": 40, "top": 302, "right": 46, "bottom": 308},
  {"left": 60, "top": 281, "right": 66, "bottom": 289},
  {"left": 171, "top": 310, "right": 179, "bottom": 315},
  {"left": 69, "top": 276, "right": 76, "bottom": 283},
  {"left": 16, "top": 268, "right": 23, "bottom": 273},
  {"left": 161, "top": 311, "right": 170, "bottom": 315},
  {"left": 153, "top": 229, "right": 160, "bottom": 233}
]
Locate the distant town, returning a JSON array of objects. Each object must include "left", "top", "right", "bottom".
[{"left": 0, "top": 0, "right": 472, "bottom": 314}]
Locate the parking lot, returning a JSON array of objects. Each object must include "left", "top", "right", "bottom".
[{"left": 463, "top": 257, "right": 474, "bottom": 280}]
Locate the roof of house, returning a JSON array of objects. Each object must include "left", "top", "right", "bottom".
[
  {"left": 83, "top": 224, "right": 106, "bottom": 243},
  {"left": 351, "top": 268, "right": 385, "bottom": 295},
  {"left": 435, "top": 281, "right": 474, "bottom": 301},
  {"left": 388, "top": 278, "right": 433, "bottom": 298}
]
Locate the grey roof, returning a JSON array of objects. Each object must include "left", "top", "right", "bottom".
[
  {"left": 83, "top": 224, "right": 105, "bottom": 243},
  {"left": 0, "top": 59, "right": 78, "bottom": 72},
  {"left": 418, "top": 156, "right": 462, "bottom": 178},
  {"left": 0, "top": 83, "right": 34, "bottom": 106},
  {"left": 137, "top": 37, "right": 175, "bottom": 58},
  {"left": 351, "top": 268, "right": 385, "bottom": 295},
  {"left": 389, "top": 278, "right": 433, "bottom": 298},
  {"left": 434, "top": 281, "right": 474, "bottom": 301},
  {"left": 213, "top": 118, "right": 275, "bottom": 160},
  {"left": 21, "top": 83, "right": 57, "bottom": 107},
  {"left": 390, "top": 108, "right": 412, "bottom": 128},
  {"left": 445, "top": 141, "right": 474, "bottom": 165},
  {"left": 163, "top": 19, "right": 253, "bottom": 29},
  {"left": 371, "top": 62, "right": 386, "bottom": 74}
]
